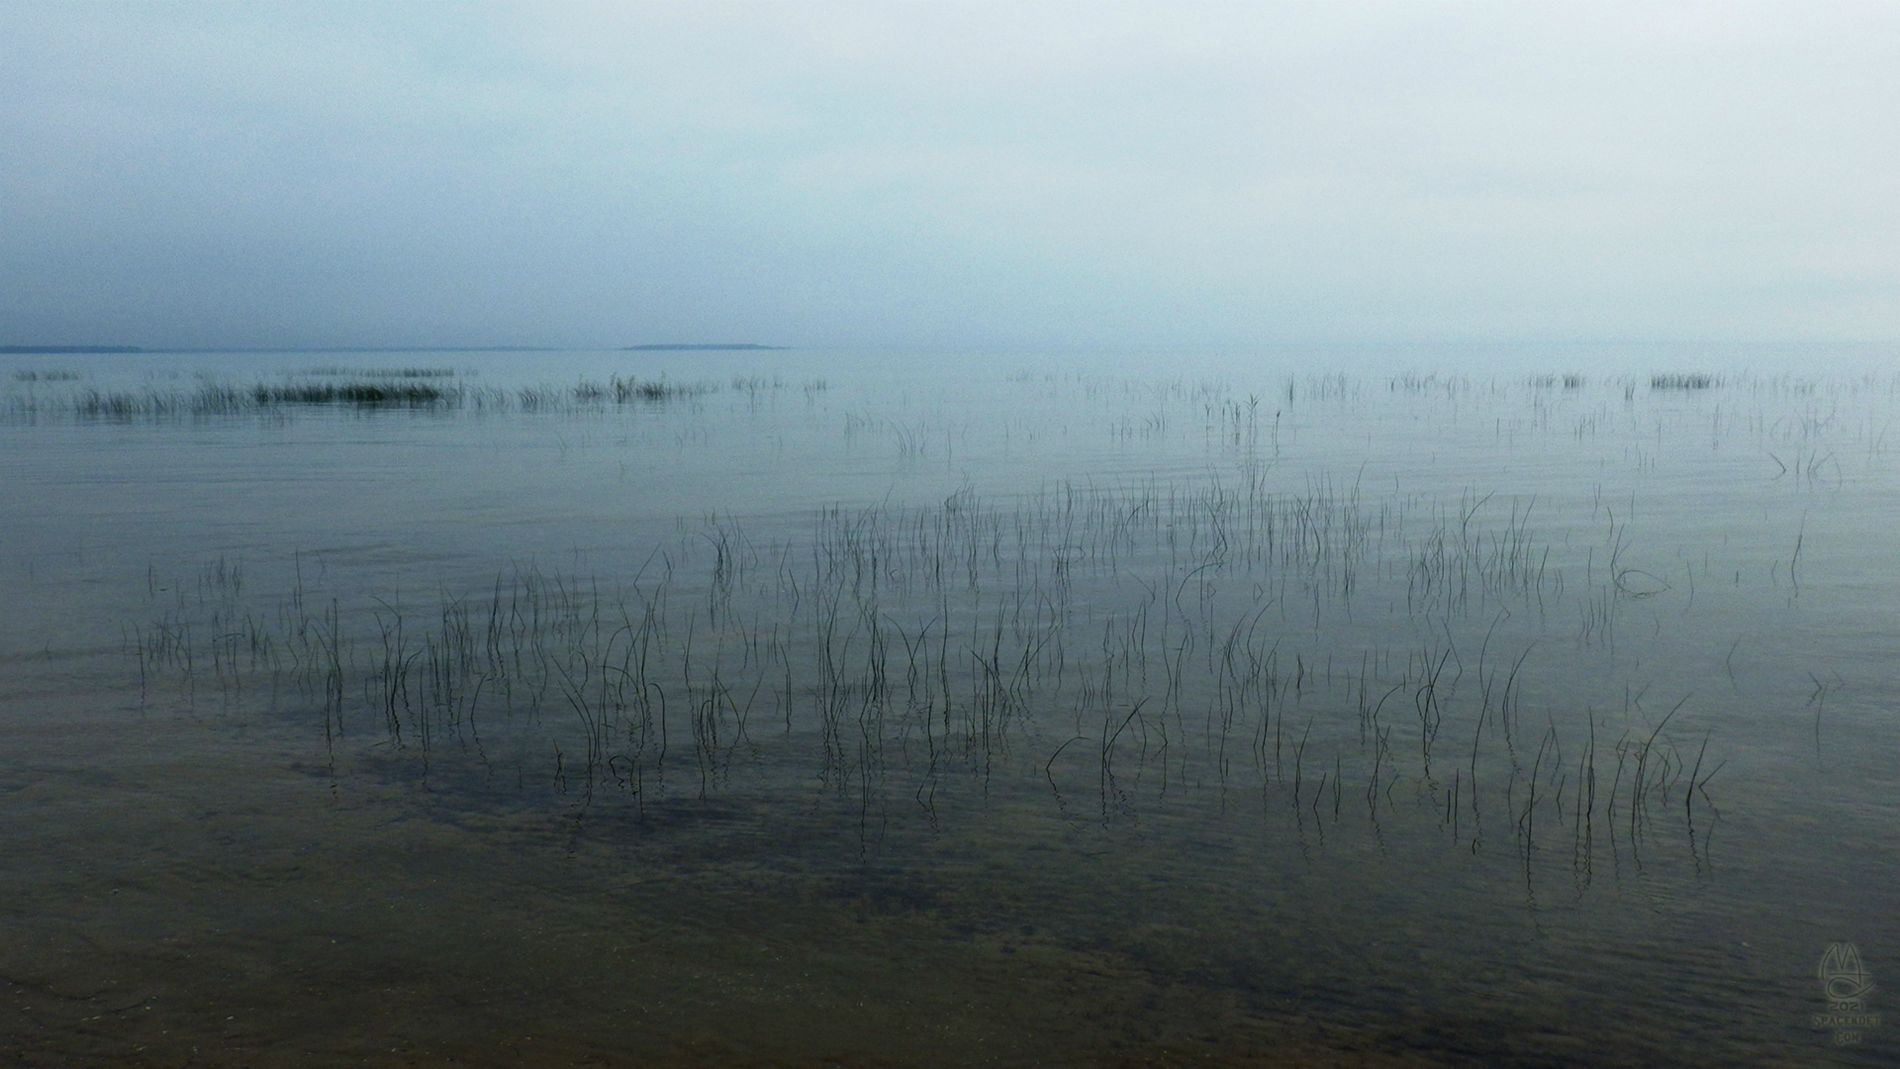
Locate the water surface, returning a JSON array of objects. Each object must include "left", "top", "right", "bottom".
[{"left": 2, "top": 346, "right": 1894, "bottom": 1065}]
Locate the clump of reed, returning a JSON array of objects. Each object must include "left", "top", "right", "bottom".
[
  {"left": 61, "top": 381, "right": 455, "bottom": 416},
  {"left": 71, "top": 388, "right": 159, "bottom": 418},
  {"left": 1650, "top": 372, "right": 1718, "bottom": 390},
  {"left": 1527, "top": 373, "right": 1587, "bottom": 390},
  {"left": 256, "top": 382, "right": 452, "bottom": 406},
  {"left": 300, "top": 366, "right": 458, "bottom": 379},
  {"left": 724, "top": 374, "right": 828, "bottom": 396},
  {"left": 25, "top": 373, "right": 741, "bottom": 419},
  {"left": 1388, "top": 372, "right": 1471, "bottom": 395},
  {"left": 12, "top": 369, "right": 83, "bottom": 382},
  {"left": 566, "top": 375, "right": 713, "bottom": 404},
  {"left": 610, "top": 375, "right": 709, "bottom": 402}
]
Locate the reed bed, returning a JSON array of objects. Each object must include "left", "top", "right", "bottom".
[
  {"left": 128, "top": 473, "right": 1721, "bottom": 886},
  {"left": 258, "top": 382, "right": 451, "bottom": 405},
  {"left": 10, "top": 374, "right": 758, "bottom": 419},
  {"left": 1650, "top": 372, "right": 1719, "bottom": 390},
  {"left": 568, "top": 374, "right": 713, "bottom": 404},
  {"left": 299, "top": 365, "right": 458, "bottom": 378},
  {"left": 1525, "top": 373, "right": 1588, "bottom": 389}
]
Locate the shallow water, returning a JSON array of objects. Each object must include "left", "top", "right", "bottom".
[{"left": 2, "top": 346, "right": 1895, "bottom": 1065}]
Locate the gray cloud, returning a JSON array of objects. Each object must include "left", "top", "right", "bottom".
[{"left": 3, "top": 1, "right": 1895, "bottom": 349}]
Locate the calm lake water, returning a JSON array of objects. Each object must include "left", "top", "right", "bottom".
[{"left": 2, "top": 345, "right": 1895, "bottom": 1065}]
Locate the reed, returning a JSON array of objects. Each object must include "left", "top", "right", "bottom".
[
  {"left": 255, "top": 382, "right": 451, "bottom": 406},
  {"left": 23, "top": 373, "right": 741, "bottom": 418},
  {"left": 98, "top": 367, "right": 1791, "bottom": 891},
  {"left": 300, "top": 365, "right": 457, "bottom": 378},
  {"left": 1650, "top": 372, "right": 1718, "bottom": 390}
]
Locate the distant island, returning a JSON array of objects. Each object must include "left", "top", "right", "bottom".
[
  {"left": 1, "top": 345, "right": 144, "bottom": 354},
  {"left": 624, "top": 343, "right": 785, "bottom": 352},
  {"left": 3, "top": 342, "right": 792, "bottom": 355}
]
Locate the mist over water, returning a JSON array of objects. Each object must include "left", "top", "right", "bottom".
[{"left": 2, "top": 345, "right": 1896, "bottom": 1065}]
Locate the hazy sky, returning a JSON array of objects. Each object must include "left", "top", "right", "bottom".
[{"left": 3, "top": 2, "right": 1896, "bottom": 350}]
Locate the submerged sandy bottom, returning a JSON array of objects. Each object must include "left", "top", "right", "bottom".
[
  {"left": 1, "top": 686, "right": 1860, "bottom": 1068},
  {"left": 2, "top": 709, "right": 1415, "bottom": 1067}
]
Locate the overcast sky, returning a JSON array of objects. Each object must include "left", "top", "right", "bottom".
[{"left": 3, "top": 2, "right": 1896, "bottom": 350}]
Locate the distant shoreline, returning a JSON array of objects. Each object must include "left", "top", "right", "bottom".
[
  {"left": 624, "top": 343, "right": 786, "bottom": 352},
  {"left": 1, "top": 345, "right": 145, "bottom": 354},
  {"left": 3, "top": 344, "right": 793, "bottom": 355},
  {"left": 150, "top": 346, "right": 568, "bottom": 354},
  {"left": 3, "top": 346, "right": 567, "bottom": 355}
]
